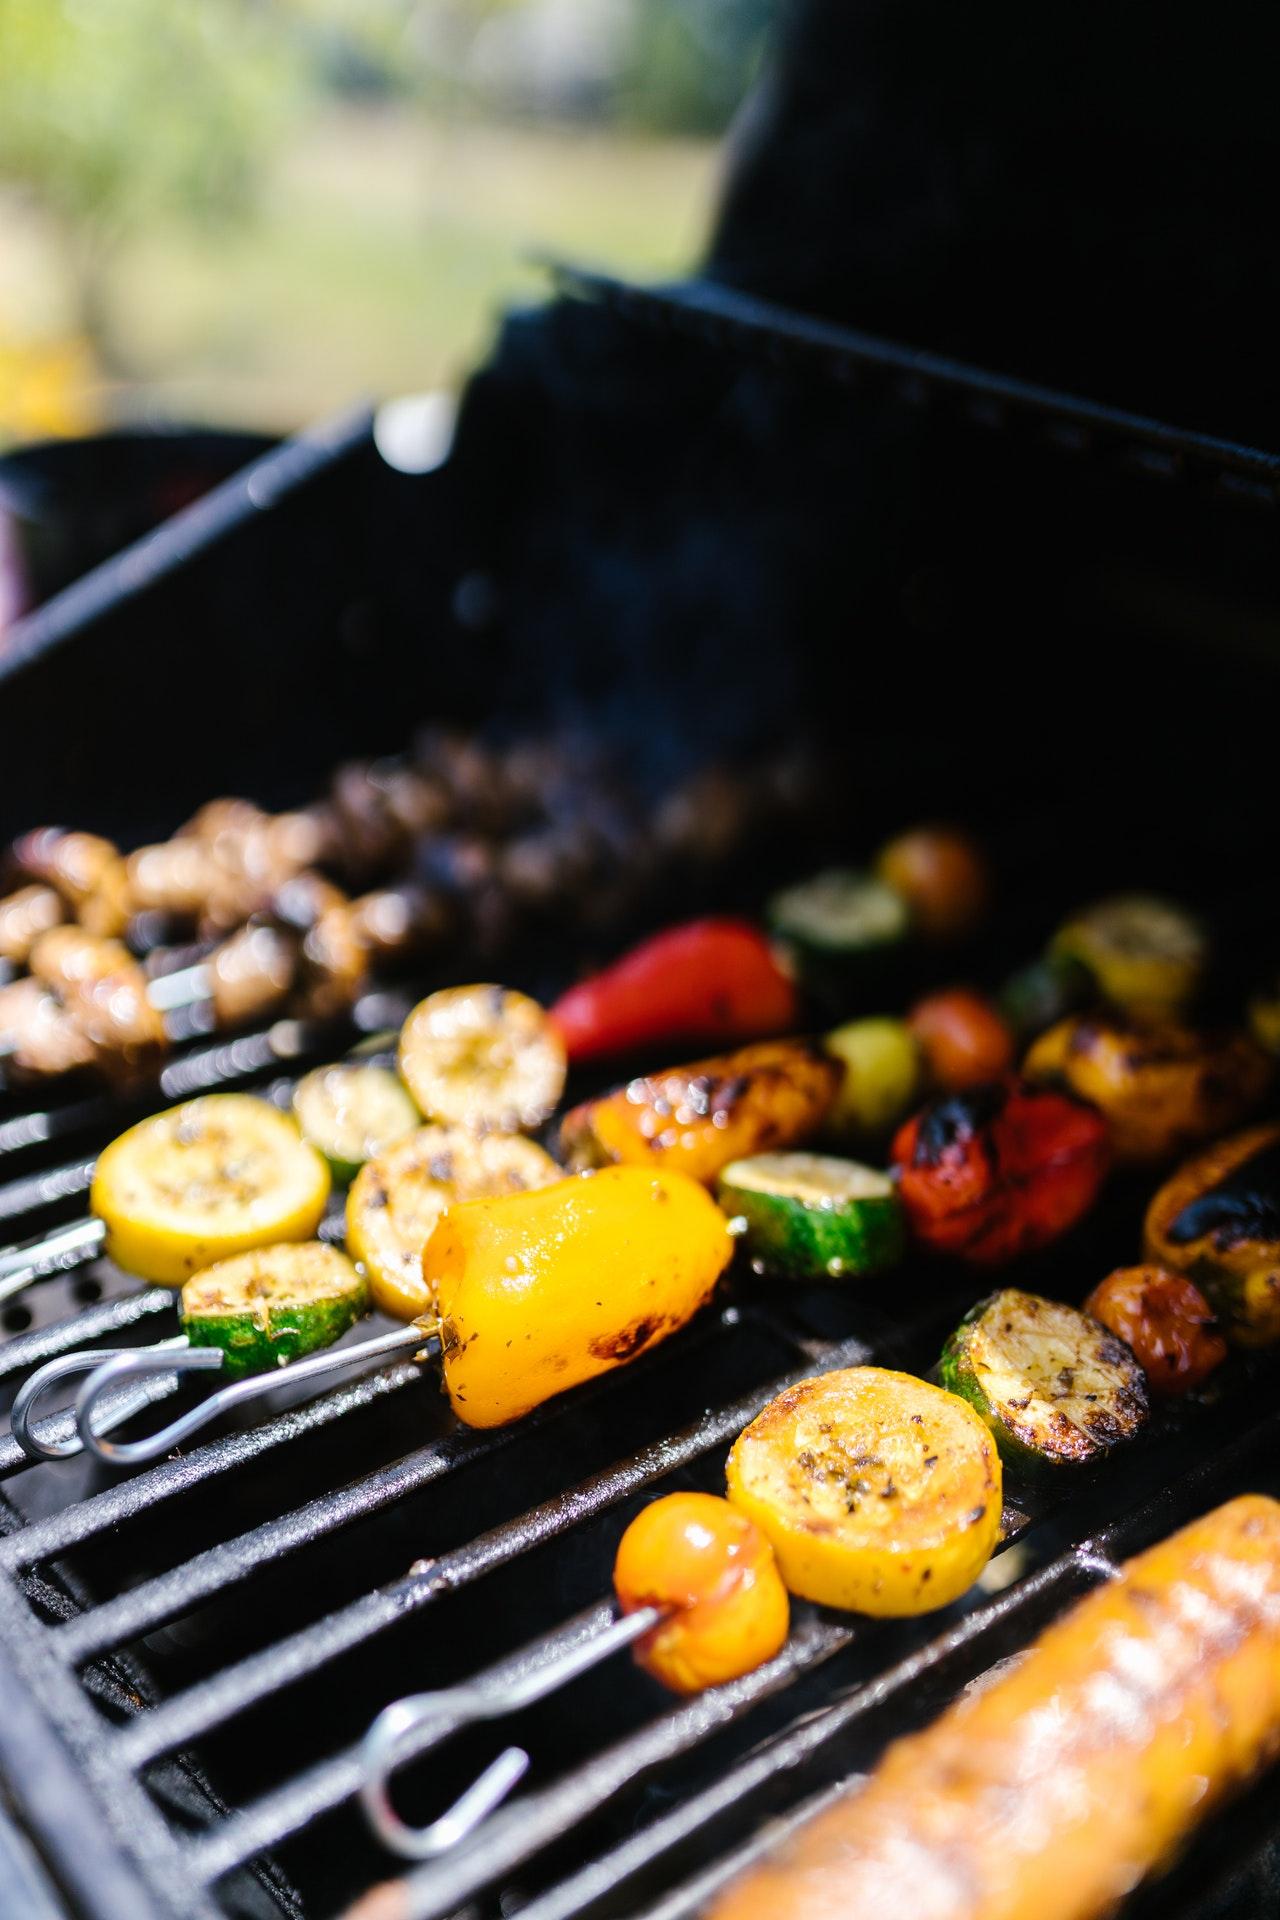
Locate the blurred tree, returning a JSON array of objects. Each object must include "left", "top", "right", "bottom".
[
  {"left": 617, "top": 0, "right": 774, "bottom": 133},
  {"left": 0, "top": 0, "right": 299, "bottom": 371}
]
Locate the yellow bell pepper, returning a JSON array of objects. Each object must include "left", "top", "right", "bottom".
[
  {"left": 424, "top": 1165, "right": 732, "bottom": 1427},
  {"left": 559, "top": 1038, "right": 839, "bottom": 1187},
  {"left": 1023, "top": 1014, "right": 1271, "bottom": 1165}
]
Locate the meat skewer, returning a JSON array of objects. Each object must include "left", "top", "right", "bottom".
[
  {"left": 0, "top": 877, "right": 454, "bottom": 1085},
  {"left": 0, "top": 737, "right": 825, "bottom": 1087}
]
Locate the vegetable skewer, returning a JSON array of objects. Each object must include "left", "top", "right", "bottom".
[
  {"left": 0, "top": 974, "right": 567, "bottom": 1319},
  {"left": 0, "top": 1092, "right": 331, "bottom": 1308},
  {"left": 13, "top": 1165, "right": 733, "bottom": 1462},
  {"left": 360, "top": 1491, "right": 789, "bottom": 1859}
]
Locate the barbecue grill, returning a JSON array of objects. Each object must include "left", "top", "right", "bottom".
[{"left": 1, "top": 121, "right": 1279, "bottom": 1920}]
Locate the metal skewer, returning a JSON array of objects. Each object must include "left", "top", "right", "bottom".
[
  {"left": 13, "top": 1322, "right": 438, "bottom": 1465},
  {"left": 358, "top": 1604, "right": 664, "bottom": 1859},
  {"left": 0, "top": 959, "right": 213, "bottom": 1064},
  {"left": 0, "top": 1215, "right": 108, "bottom": 1306}
]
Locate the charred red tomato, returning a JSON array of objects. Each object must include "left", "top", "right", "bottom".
[
  {"left": 1083, "top": 1267, "right": 1227, "bottom": 1396},
  {"left": 891, "top": 1080, "right": 1109, "bottom": 1265}
]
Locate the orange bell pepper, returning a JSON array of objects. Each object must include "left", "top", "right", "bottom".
[
  {"left": 424, "top": 1165, "right": 733, "bottom": 1427},
  {"left": 560, "top": 1038, "right": 839, "bottom": 1187}
]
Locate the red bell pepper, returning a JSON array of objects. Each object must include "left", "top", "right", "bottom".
[
  {"left": 551, "top": 917, "right": 799, "bottom": 1064},
  {"left": 891, "top": 1079, "right": 1109, "bottom": 1265}
]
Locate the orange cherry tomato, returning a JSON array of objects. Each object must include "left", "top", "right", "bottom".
[
  {"left": 908, "top": 988, "right": 1014, "bottom": 1092},
  {"left": 613, "top": 1492, "right": 790, "bottom": 1694},
  {"left": 876, "top": 826, "right": 990, "bottom": 940},
  {"left": 1084, "top": 1266, "right": 1227, "bottom": 1396}
]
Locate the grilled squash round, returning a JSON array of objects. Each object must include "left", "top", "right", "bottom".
[{"left": 726, "top": 1367, "right": 1002, "bottom": 1615}]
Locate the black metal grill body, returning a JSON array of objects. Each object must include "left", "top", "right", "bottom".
[{"left": 0, "top": 273, "right": 1276, "bottom": 1920}]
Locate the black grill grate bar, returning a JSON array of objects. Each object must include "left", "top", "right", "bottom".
[
  {"left": 112, "top": 1332, "right": 873, "bottom": 1772},
  {"left": 0, "top": 991, "right": 413, "bottom": 1181},
  {"left": 186, "top": 1600, "right": 621, "bottom": 1886},
  {"left": 35, "top": 1313, "right": 729, "bottom": 1612},
  {"left": 386, "top": 1402, "right": 1280, "bottom": 1920},
  {"left": 0, "top": 1583, "right": 216, "bottom": 1920},
  {"left": 493, "top": 1565, "right": 1082, "bottom": 1920},
  {"left": 0, "top": 1158, "right": 96, "bottom": 1230},
  {"left": 55, "top": 1403, "right": 517, "bottom": 1664},
  {"left": 349, "top": 1612, "right": 874, "bottom": 1920},
  {"left": 550, "top": 266, "right": 1280, "bottom": 500},
  {"left": 537, "top": 1781, "right": 852, "bottom": 1920},
  {"left": 0, "top": 1288, "right": 176, "bottom": 1388},
  {"left": 1, "top": 1363, "right": 423, "bottom": 1570}
]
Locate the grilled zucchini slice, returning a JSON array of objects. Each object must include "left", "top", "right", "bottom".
[
  {"left": 292, "top": 1063, "right": 420, "bottom": 1184},
  {"left": 346, "top": 1124, "right": 561, "bottom": 1321},
  {"left": 726, "top": 1366, "right": 1002, "bottom": 1615},
  {"left": 397, "top": 984, "right": 566, "bottom": 1133},
  {"left": 939, "top": 1289, "right": 1148, "bottom": 1471},
  {"left": 182, "top": 1242, "right": 369, "bottom": 1378},
  {"left": 717, "top": 1151, "right": 904, "bottom": 1279},
  {"left": 769, "top": 870, "right": 908, "bottom": 962},
  {"left": 91, "top": 1094, "right": 331, "bottom": 1285}
]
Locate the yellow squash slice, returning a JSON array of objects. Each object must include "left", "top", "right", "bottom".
[
  {"left": 346, "top": 1124, "right": 561, "bottom": 1320},
  {"left": 727, "top": 1366, "right": 1002, "bottom": 1616},
  {"left": 397, "top": 984, "right": 566, "bottom": 1134},
  {"left": 91, "top": 1094, "right": 331, "bottom": 1285}
]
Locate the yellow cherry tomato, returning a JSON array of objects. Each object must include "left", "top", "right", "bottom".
[{"left": 613, "top": 1492, "right": 790, "bottom": 1694}]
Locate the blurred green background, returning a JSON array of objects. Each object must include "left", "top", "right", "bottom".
[{"left": 0, "top": 0, "right": 773, "bottom": 443}]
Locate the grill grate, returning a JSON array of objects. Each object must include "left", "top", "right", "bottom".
[{"left": 0, "top": 1087, "right": 1279, "bottom": 1920}]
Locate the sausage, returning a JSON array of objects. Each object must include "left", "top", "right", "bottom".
[{"left": 708, "top": 1495, "right": 1280, "bottom": 1920}]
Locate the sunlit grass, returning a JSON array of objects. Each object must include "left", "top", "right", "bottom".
[{"left": 88, "top": 108, "right": 724, "bottom": 430}]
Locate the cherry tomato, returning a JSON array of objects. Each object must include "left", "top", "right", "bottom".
[
  {"left": 613, "top": 1492, "right": 790, "bottom": 1694},
  {"left": 876, "top": 826, "right": 990, "bottom": 940},
  {"left": 909, "top": 988, "right": 1014, "bottom": 1091},
  {"left": 1084, "top": 1266, "right": 1227, "bottom": 1396}
]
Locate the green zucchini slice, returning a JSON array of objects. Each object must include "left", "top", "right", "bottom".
[
  {"left": 293, "top": 1063, "right": 420, "bottom": 1183},
  {"left": 939, "top": 1288, "right": 1148, "bottom": 1470},
  {"left": 769, "top": 870, "right": 909, "bottom": 958},
  {"left": 718, "top": 1151, "right": 905, "bottom": 1279},
  {"left": 181, "top": 1242, "right": 369, "bottom": 1378}
]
